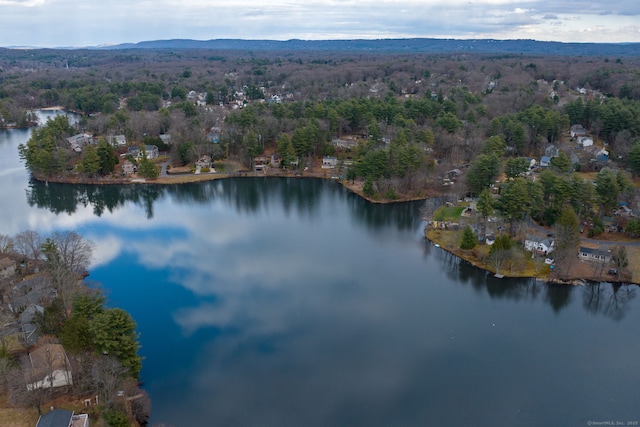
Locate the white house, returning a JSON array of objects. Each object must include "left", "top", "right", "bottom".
[
  {"left": 579, "top": 136, "right": 594, "bottom": 147},
  {"left": 524, "top": 235, "right": 554, "bottom": 255},
  {"left": 110, "top": 134, "right": 126, "bottom": 146},
  {"left": 570, "top": 124, "right": 587, "bottom": 138},
  {"left": 322, "top": 156, "right": 338, "bottom": 169}
]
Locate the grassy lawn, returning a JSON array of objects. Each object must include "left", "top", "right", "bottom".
[{"left": 433, "top": 206, "right": 465, "bottom": 221}]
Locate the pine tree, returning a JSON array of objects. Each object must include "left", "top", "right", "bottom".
[{"left": 460, "top": 226, "right": 477, "bottom": 250}]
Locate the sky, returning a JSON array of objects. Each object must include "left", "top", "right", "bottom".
[{"left": 1, "top": 0, "right": 640, "bottom": 48}]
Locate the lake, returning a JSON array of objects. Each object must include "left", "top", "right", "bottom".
[{"left": 1, "top": 113, "right": 639, "bottom": 426}]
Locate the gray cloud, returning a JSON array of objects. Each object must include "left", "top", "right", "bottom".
[{"left": 0, "top": 0, "right": 639, "bottom": 46}]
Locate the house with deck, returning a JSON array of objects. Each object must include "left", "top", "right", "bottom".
[
  {"left": 36, "top": 408, "right": 89, "bottom": 427},
  {"left": 322, "top": 156, "right": 338, "bottom": 169},
  {"left": 524, "top": 235, "right": 554, "bottom": 255},
  {"left": 66, "top": 133, "right": 94, "bottom": 153}
]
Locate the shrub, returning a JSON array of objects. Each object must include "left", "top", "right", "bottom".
[{"left": 384, "top": 189, "right": 399, "bottom": 200}]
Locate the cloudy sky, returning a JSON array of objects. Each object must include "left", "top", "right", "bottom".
[{"left": 2, "top": 0, "right": 639, "bottom": 47}]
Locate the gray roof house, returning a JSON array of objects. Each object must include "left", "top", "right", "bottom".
[
  {"left": 66, "top": 133, "right": 94, "bottom": 152},
  {"left": 524, "top": 235, "right": 554, "bottom": 255},
  {"left": 36, "top": 408, "right": 89, "bottom": 427},
  {"left": 579, "top": 246, "right": 611, "bottom": 263},
  {"left": 322, "top": 156, "right": 338, "bottom": 169}
]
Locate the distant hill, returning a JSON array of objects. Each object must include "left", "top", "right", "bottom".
[{"left": 101, "top": 38, "right": 640, "bottom": 56}]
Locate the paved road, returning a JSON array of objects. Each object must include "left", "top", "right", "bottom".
[{"left": 160, "top": 161, "right": 169, "bottom": 177}]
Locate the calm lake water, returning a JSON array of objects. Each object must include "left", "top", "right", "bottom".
[{"left": 1, "top": 113, "right": 639, "bottom": 426}]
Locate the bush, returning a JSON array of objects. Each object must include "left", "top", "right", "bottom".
[
  {"left": 384, "top": 189, "right": 399, "bottom": 200},
  {"left": 103, "top": 409, "right": 129, "bottom": 427},
  {"left": 201, "top": 167, "right": 210, "bottom": 173},
  {"left": 588, "top": 225, "right": 603, "bottom": 238}
]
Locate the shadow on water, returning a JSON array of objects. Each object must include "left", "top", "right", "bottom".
[
  {"left": 27, "top": 176, "right": 425, "bottom": 232},
  {"left": 428, "top": 243, "right": 638, "bottom": 320},
  {"left": 28, "top": 175, "right": 638, "bottom": 321},
  {"left": 27, "top": 178, "right": 163, "bottom": 218}
]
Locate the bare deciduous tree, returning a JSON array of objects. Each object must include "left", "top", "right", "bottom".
[{"left": 14, "top": 230, "right": 43, "bottom": 262}]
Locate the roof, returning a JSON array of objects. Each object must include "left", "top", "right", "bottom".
[
  {"left": 25, "top": 344, "right": 73, "bottom": 389},
  {"left": 0, "top": 256, "right": 15, "bottom": 269},
  {"left": 36, "top": 409, "right": 73, "bottom": 427},
  {"left": 579, "top": 246, "right": 610, "bottom": 257}
]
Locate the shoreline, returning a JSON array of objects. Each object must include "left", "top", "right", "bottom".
[
  {"left": 31, "top": 171, "right": 639, "bottom": 286},
  {"left": 32, "top": 169, "right": 434, "bottom": 204},
  {"left": 424, "top": 228, "right": 638, "bottom": 286}
]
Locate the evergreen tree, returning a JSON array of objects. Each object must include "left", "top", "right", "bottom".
[
  {"left": 466, "top": 154, "right": 500, "bottom": 196},
  {"left": 277, "top": 134, "right": 296, "bottom": 168},
  {"left": 553, "top": 206, "right": 580, "bottom": 279},
  {"left": 138, "top": 154, "right": 159, "bottom": 179},
  {"left": 81, "top": 145, "right": 101, "bottom": 176},
  {"left": 460, "top": 226, "right": 477, "bottom": 250},
  {"left": 96, "top": 138, "right": 118, "bottom": 175}
]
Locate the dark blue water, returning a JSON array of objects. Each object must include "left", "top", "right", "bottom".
[{"left": 1, "top": 116, "right": 639, "bottom": 426}]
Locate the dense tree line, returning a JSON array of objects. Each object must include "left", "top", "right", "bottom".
[{"left": 5, "top": 47, "right": 640, "bottom": 201}]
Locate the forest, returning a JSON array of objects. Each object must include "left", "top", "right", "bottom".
[{"left": 4, "top": 47, "right": 640, "bottom": 225}]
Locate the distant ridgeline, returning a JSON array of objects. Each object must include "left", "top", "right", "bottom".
[{"left": 100, "top": 38, "right": 640, "bottom": 57}]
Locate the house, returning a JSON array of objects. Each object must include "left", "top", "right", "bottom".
[
  {"left": 109, "top": 134, "right": 126, "bottom": 146},
  {"left": 444, "top": 169, "right": 462, "bottom": 180},
  {"left": 127, "top": 145, "right": 158, "bottom": 160},
  {"left": 524, "top": 235, "right": 554, "bottom": 255},
  {"left": 544, "top": 144, "right": 559, "bottom": 158},
  {"left": 579, "top": 246, "right": 611, "bottom": 263},
  {"left": 127, "top": 146, "right": 140, "bottom": 158},
  {"left": 570, "top": 124, "right": 587, "bottom": 138},
  {"left": 579, "top": 136, "right": 594, "bottom": 147},
  {"left": 159, "top": 134, "right": 172, "bottom": 145},
  {"left": 540, "top": 156, "right": 551, "bottom": 167},
  {"left": 36, "top": 409, "right": 89, "bottom": 427},
  {"left": 196, "top": 155, "right": 212, "bottom": 169},
  {"left": 66, "top": 133, "right": 94, "bottom": 152},
  {"left": 270, "top": 154, "right": 281, "bottom": 168},
  {"left": 321, "top": 156, "right": 338, "bottom": 169},
  {"left": 332, "top": 138, "right": 358, "bottom": 150},
  {"left": 24, "top": 343, "right": 73, "bottom": 391},
  {"left": 253, "top": 156, "right": 269, "bottom": 172},
  {"left": 0, "top": 256, "right": 16, "bottom": 279},
  {"left": 144, "top": 145, "right": 159, "bottom": 159},
  {"left": 122, "top": 160, "right": 135, "bottom": 175}
]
